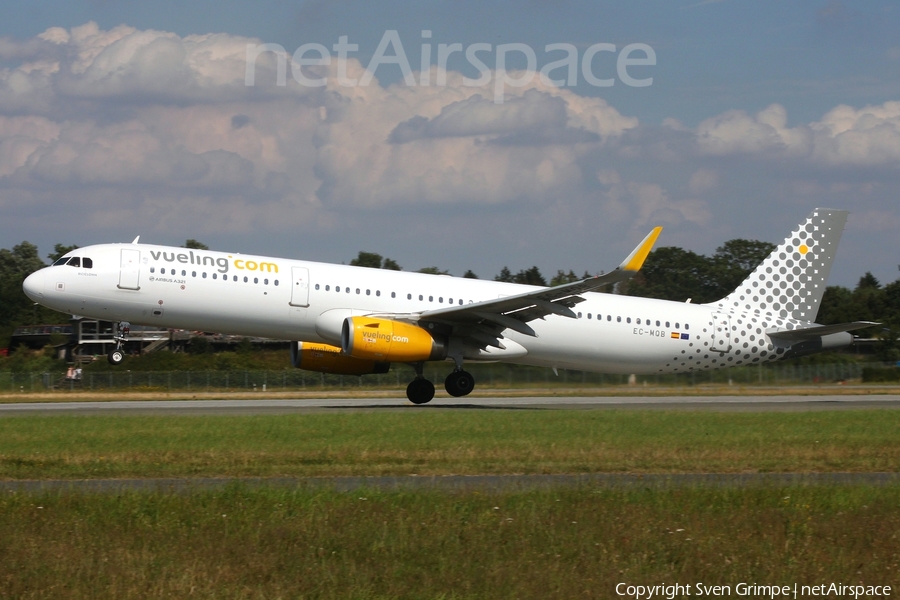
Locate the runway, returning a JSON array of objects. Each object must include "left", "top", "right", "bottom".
[{"left": 0, "top": 394, "right": 898, "bottom": 415}]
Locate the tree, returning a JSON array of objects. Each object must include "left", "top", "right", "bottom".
[
  {"left": 463, "top": 270, "right": 478, "bottom": 279},
  {"left": 382, "top": 258, "right": 402, "bottom": 271},
  {"left": 349, "top": 251, "right": 402, "bottom": 270},
  {"left": 550, "top": 270, "right": 579, "bottom": 286},
  {"left": 48, "top": 244, "right": 79, "bottom": 263},
  {"left": 0, "top": 242, "right": 52, "bottom": 337},
  {"left": 183, "top": 239, "right": 209, "bottom": 250},
  {"left": 625, "top": 246, "right": 712, "bottom": 302},
  {"left": 417, "top": 266, "right": 450, "bottom": 275},
  {"left": 707, "top": 239, "right": 776, "bottom": 300},
  {"left": 494, "top": 266, "right": 546, "bottom": 286},
  {"left": 494, "top": 267, "right": 513, "bottom": 283}
]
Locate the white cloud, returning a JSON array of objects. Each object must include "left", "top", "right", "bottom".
[{"left": 693, "top": 101, "right": 900, "bottom": 167}]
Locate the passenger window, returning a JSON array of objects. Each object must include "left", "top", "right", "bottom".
[
  {"left": 325, "top": 285, "right": 330, "bottom": 291},
  {"left": 83, "top": 258, "right": 93, "bottom": 269},
  {"left": 587, "top": 313, "right": 592, "bottom": 319},
  {"left": 213, "top": 273, "right": 217, "bottom": 280},
  {"left": 244, "top": 276, "right": 248, "bottom": 283},
  {"left": 429, "top": 296, "right": 433, "bottom": 302},
  {"left": 336, "top": 286, "right": 340, "bottom": 292},
  {"left": 666, "top": 321, "right": 670, "bottom": 328},
  {"left": 448, "top": 298, "right": 453, "bottom": 304},
  {"left": 675, "top": 322, "right": 680, "bottom": 329},
  {"left": 617, "top": 316, "right": 621, "bottom": 322},
  {"left": 356, "top": 288, "right": 360, "bottom": 294},
  {"left": 577, "top": 312, "right": 582, "bottom": 318},
  {"left": 656, "top": 320, "right": 660, "bottom": 326},
  {"left": 366, "top": 289, "right": 370, "bottom": 295},
  {"left": 406, "top": 293, "right": 411, "bottom": 300},
  {"left": 685, "top": 324, "right": 690, "bottom": 330},
  {"left": 419, "top": 295, "right": 423, "bottom": 301},
  {"left": 459, "top": 300, "right": 463, "bottom": 305},
  {"left": 636, "top": 318, "right": 641, "bottom": 325},
  {"left": 265, "top": 279, "right": 269, "bottom": 285},
  {"left": 439, "top": 297, "right": 443, "bottom": 303},
  {"left": 315, "top": 284, "right": 320, "bottom": 290},
  {"left": 627, "top": 317, "right": 631, "bottom": 323},
  {"left": 203, "top": 272, "right": 207, "bottom": 279},
  {"left": 233, "top": 275, "right": 238, "bottom": 282},
  {"left": 254, "top": 278, "right": 258, "bottom": 284},
  {"left": 607, "top": 315, "right": 611, "bottom": 321},
  {"left": 274, "top": 280, "right": 279, "bottom": 286},
  {"left": 376, "top": 291, "right": 381, "bottom": 297},
  {"left": 183, "top": 270, "right": 187, "bottom": 277},
  {"left": 192, "top": 271, "right": 196, "bottom": 277},
  {"left": 150, "top": 267, "right": 156, "bottom": 273}
]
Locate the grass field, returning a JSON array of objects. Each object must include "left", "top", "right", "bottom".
[
  {"left": 0, "top": 409, "right": 898, "bottom": 479},
  {"left": 2, "top": 408, "right": 897, "bottom": 598},
  {"left": 0, "top": 484, "right": 897, "bottom": 599}
]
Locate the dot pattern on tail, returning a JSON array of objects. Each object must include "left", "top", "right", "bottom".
[{"left": 715, "top": 209, "right": 848, "bottom": 323}]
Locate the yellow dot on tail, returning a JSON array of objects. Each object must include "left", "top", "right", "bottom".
[{"left": 799, "top": 244, "right": 809, "bottom": 255}]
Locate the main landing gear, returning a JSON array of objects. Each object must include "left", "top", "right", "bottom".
[
  {"left": 405, "top": 363, "right": 475, "bottom": 405},
  {"left": 107, "top": 321, "right": 130, "bottom": 365}
]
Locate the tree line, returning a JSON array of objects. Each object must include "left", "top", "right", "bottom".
[{"left": 1, "top": 240, "right": 897, "bottom": 360}]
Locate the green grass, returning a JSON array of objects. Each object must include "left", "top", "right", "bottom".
[
  {"left": 1, "top": 409, "right": 898, "bottom": 479},
  {"left": 0, "top": 484, "right": 897, "bottom": 599}
]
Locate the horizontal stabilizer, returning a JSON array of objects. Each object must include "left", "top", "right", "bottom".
[{"left": 766, "top": 321, "right": 878, "bottom": 343}]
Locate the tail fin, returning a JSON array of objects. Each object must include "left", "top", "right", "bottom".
[{"left": 713, "top": 208, "right": 848, "bottom": 322}]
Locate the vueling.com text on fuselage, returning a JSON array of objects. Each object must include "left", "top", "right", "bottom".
[{"left": 148, "top": 250, "right": 279, "bottom": 275}]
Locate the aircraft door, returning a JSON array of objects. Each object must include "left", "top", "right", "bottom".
[
  {"left": 118, "top": 248, "right": 141, "bottom": 290},
  {"left": 712, "top": 312, "right": 732, "bottom": 352},
  {"left": 290, "top": 266, "right": 310, "bottom": 307}
]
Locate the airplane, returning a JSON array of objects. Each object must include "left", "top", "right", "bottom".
[{"left": 22, "top": 208, "right": 874, "bottom": 404}]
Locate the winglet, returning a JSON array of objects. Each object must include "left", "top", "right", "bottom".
[
  {"left": 619, "top": 226, "right": 662, "bottom": 272},
  {"left": 131, "top": 236, "right": 141, "bottom": 244}
]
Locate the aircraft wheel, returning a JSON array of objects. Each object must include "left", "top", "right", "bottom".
[
  {"left": 406, "top": 378, "right": 435, "bottom": 405},
  {"left": 444, "top": 370, "right": 475, "bottom": 397},
  {"left": 107, "top": 348, "right": 125, "bottom": 365}
]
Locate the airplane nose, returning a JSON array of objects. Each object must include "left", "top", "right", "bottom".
[{"left": 22, "top": 269, "right": 45, "bottom": 301}]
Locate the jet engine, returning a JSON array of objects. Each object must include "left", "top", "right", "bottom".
[
  {"left": 290, "top": 341, "right": 390, "bottom": 375},
  {"left": 341, "top": 317, "right": 447, "bottom": 362}
]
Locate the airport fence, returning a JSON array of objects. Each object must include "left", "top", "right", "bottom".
[{"left": 0, "top": 362, "right": 889, "bottom": 393}]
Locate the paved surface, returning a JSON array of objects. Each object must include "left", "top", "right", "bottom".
[
  {"left": 2, "top": 472, "right": 898, "bottom": 494},
  {"left": 0, "top": 395, "right": 898, "bottom": 415}
]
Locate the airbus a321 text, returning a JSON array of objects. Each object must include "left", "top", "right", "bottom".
[{"left": 23, "top": 208, "right": 874, "bottom": 404}]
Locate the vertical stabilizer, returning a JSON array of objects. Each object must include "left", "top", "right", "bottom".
[{"left": 713, "top": 208, "right": 848, "bottom": 322}]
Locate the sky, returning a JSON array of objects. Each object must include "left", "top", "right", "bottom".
[{"left": 1, "top": 0, "right": 899, "bottom": 288}]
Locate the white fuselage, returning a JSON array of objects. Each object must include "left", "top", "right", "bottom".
[{"left": 23, "top": 242, "right": 801, "bottom": 374}]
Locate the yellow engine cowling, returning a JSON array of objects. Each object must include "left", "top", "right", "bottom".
[
  {"left": 290, "top": 341, "right": 390, "bottom": 375},
  {"left": 342, "top": 317, "right": 447, "bottom": 362}
]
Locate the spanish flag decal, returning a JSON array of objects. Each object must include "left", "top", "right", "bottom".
[{"left": 671, "top": 332, "right": 680, "bottom": 339}]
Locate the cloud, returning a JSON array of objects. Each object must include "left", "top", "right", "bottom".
[
  {"left": 691, "top": 101, "right": 900, "bottom": 167},
  {"left": 0, "top": 21, "right": 897, "bottom": 288}
]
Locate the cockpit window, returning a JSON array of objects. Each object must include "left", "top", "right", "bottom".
[{"left": 53, "top": 256, "right": 92, "bottom": 268}]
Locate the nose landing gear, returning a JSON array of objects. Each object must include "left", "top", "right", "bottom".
[{"left": 107, "top": 321, "right": 130, "bottom": 365}]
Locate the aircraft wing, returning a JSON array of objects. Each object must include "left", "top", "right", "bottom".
[{"left": 372, "top": 227, "right": 662, "bottom": 348}]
